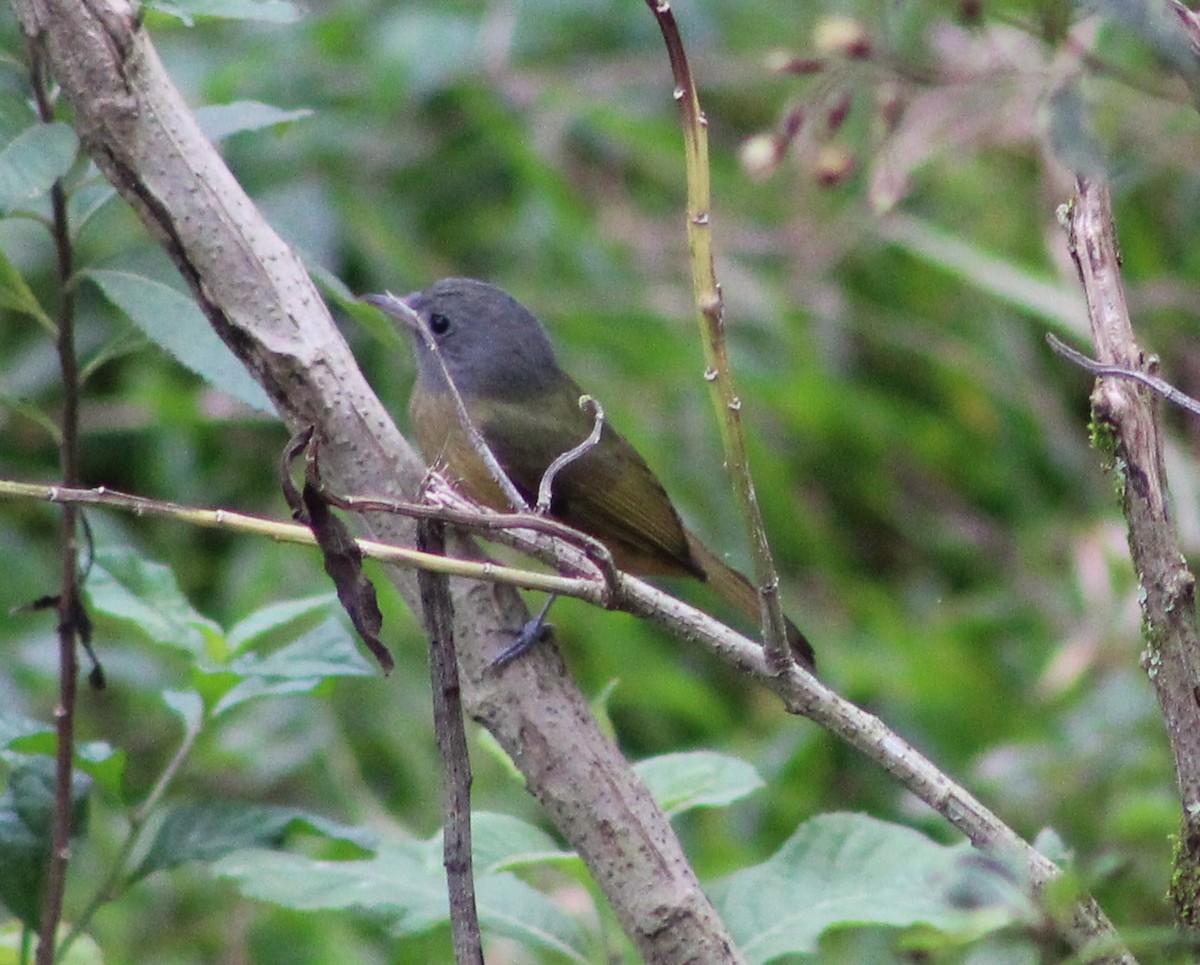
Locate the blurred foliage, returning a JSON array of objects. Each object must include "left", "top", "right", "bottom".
[{"left": 3, "top": 0, "right": 1200, "bottom": 959}]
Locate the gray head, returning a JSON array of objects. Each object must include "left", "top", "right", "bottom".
[{"left": 368, "top": 278, "right": 563, "bottom": 399}]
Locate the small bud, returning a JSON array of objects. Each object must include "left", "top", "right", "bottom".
[
  {"left": 739, "top": 133, "right": 784, "bottom": 181},
  {"left": 813, "top": 15, "right": 871, "bottom": 59},
  {"left": 876, "top": 83, "right": 904, "bottom": 134},
  {"left": 782, "top": 107, "right": 805, "bottom": 141},
  {"left": 764, "top": 48, "right": 795, "bottom": 72},
  {"left": 764, "top": 49, "right": 826, "bottom": 74},
  {"left": 959, "top": 0, "right": 982, "bottom": 24},
  {"left": 812, "top": 143, "right": 856, "bottom": 187},
  {"left": 826, "top": 91, "right": 853, "bottom": 133}
]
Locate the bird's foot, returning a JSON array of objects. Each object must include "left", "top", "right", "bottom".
[{"left": 491, "top": 595, "right": 557, "bottom": 667}]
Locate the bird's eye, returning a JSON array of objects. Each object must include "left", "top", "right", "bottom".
[{"left": 428, "top": 312, "right": 451, "bottom": 336}]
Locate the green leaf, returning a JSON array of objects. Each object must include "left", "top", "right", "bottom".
[
  {"left": 452, "top": 812, "right": 576, "bottom": 875},
  {"left": 85, "top": 545, "right": 223, "bottom": 661},
  {"left": 67, "top": 180, "right": 118, "bottom": 237},
  {"left": 214, "top": 840, "right": 591, "bottom": 962},
  {"left": 307, "top": 260, "right": 357, "bottom": 307},
  {"left": 0, "top": 758, "right": 91, "bottom": 930},
  {"left": 228, "top": 615, "right": 374, "bottom": 679},
  {"left": 471, "top": 873, "right": 591, "bottom": 963},
  {"left": 74, "top": 741, "right": 127, "bottom": 800},
  {"left": 205, "top": 674, "right": 327, "bottom": 713},
  {"left": 0, "top": 244, "right": 53, "bottom": 328},
  {"left": 225, "top": 592, "right": 337, "bottom": 655},
  {"left": 145, "top": 0, "right": 299, "bottom": 23},
  {"left": 0, "top": 922, "right": 101, "bottom": 965},
  {"left": 0, "top": 122, "right": 78, "bottom": 213},
  {"left": 710, "top": 813, "right": 1030, "bottom": 964},
  {"left": 195, "top": 101, "right": 313, "bottom": 143},
  {"left": 0, "top": 810, "right": 42, "bottom": 928},
  {"left": 133, "top": 801, "right": 376, "bottom": 883},
  {"left": 162, "top": 689, "right": 205, "bottom": 732},
  {"left": 12, "top": 758, "right": 92, "bottom": 839},
  {"left": 588, "top": 678, "right": 619, "bottom": 742},
  {"left": 0, "top": 393, "right": 61, "bottom": 440},
  {"left": 474, "top": 726, "right": 524, "bottom": 783},
  {"left": 210, "top": 615, "right": 376, "bottom": 714},
  {"left": 344, "top": 274, "right": 410, "bottom": 354},
  {"left": 0, "top": 91, "right": 37, "bottom": 145},
  {"left": 634, "top": 751, "right": 764, "bottom": 816},
  {"left": 8, "top": 733, "right": 130, "bottom": 800},
  {"left": 0, "top": 710, "right": 51, "bottom": 750},
  {"left": 214, "top": 841, "right": 446, "bottom": 924},
  {"left": 83, "top": 268, "right": 276, "bottom": 414},
  {"left": 877, "top": 214, "right": 1086, "bottom": 331}
]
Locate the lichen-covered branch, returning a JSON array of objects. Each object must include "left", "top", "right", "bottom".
[{"left": 1066, "top": 177, "right": 1200, "bottom": 927}]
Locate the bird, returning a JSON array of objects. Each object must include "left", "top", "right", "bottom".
[{"left": 363, "top": 278, "right": 815, "bottom": 670}]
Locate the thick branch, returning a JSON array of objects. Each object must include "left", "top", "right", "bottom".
[
  {"left": 1067, "top": 177, "right": 1200, "bottom": 926},
  {"left": 10, "top": 0, "right": 738, "bottom": 958}
]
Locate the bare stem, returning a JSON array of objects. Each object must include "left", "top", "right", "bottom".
[
  {"left": 0, "top": 480, "right": 600, "bottom": 600},
  {"left": 1046, "top": 333, "right": 1200, "bottom": 418},
  {"left": 1065, "top": 178, "right": 1200, "bottom": 928},
  {"left": 644, "top": 0, "right": 792, "bottom": 671},
  {"left": 28, "top": 35, "right": 81, "bottom": 965},
  {"left": 417, "top": 520, "right": 483, "bottom": 965}
]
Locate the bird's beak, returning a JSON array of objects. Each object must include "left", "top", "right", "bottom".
[{"left": 360, "top": 291, "right": 421, "bottom": 331}]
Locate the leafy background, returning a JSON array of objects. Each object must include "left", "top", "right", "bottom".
[{"left": 2, "top": 0, "right": 1199, "bottom": 960}]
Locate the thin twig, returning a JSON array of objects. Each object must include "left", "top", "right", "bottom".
[
  {"left": 417, "top": 519, "right": 483, "bottom": 965},
  {"left": 536, "top": 395, "right": 604, "bottom": 514},
  {"left": 0, "top": 480, "right": 602, "bottom": 601},
  {"left": 645, "top": 0, "right": 792, "bottom": 672},
  {"left": 313, "top": 468, "right": 621, "bottom": 600},
  {"left": 346, "top": 488, "right": 620, "bottom": 600},
  {"left": 29, "top": 35, "right": 82, "bottom": 965},
  {"left": 1046, "top": 332, "right": 1200, "bottom": 418},
  {"left": 302, "top": 426, "right": 620, "bottom": 601}
]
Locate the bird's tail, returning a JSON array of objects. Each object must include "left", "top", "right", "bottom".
[{"left": 684, "top": 531, "right": 816, "bottom": 672}]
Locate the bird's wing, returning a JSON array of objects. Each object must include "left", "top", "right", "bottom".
[{"left": 479, "top": 387, "right": 702, "bottom": 578}]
